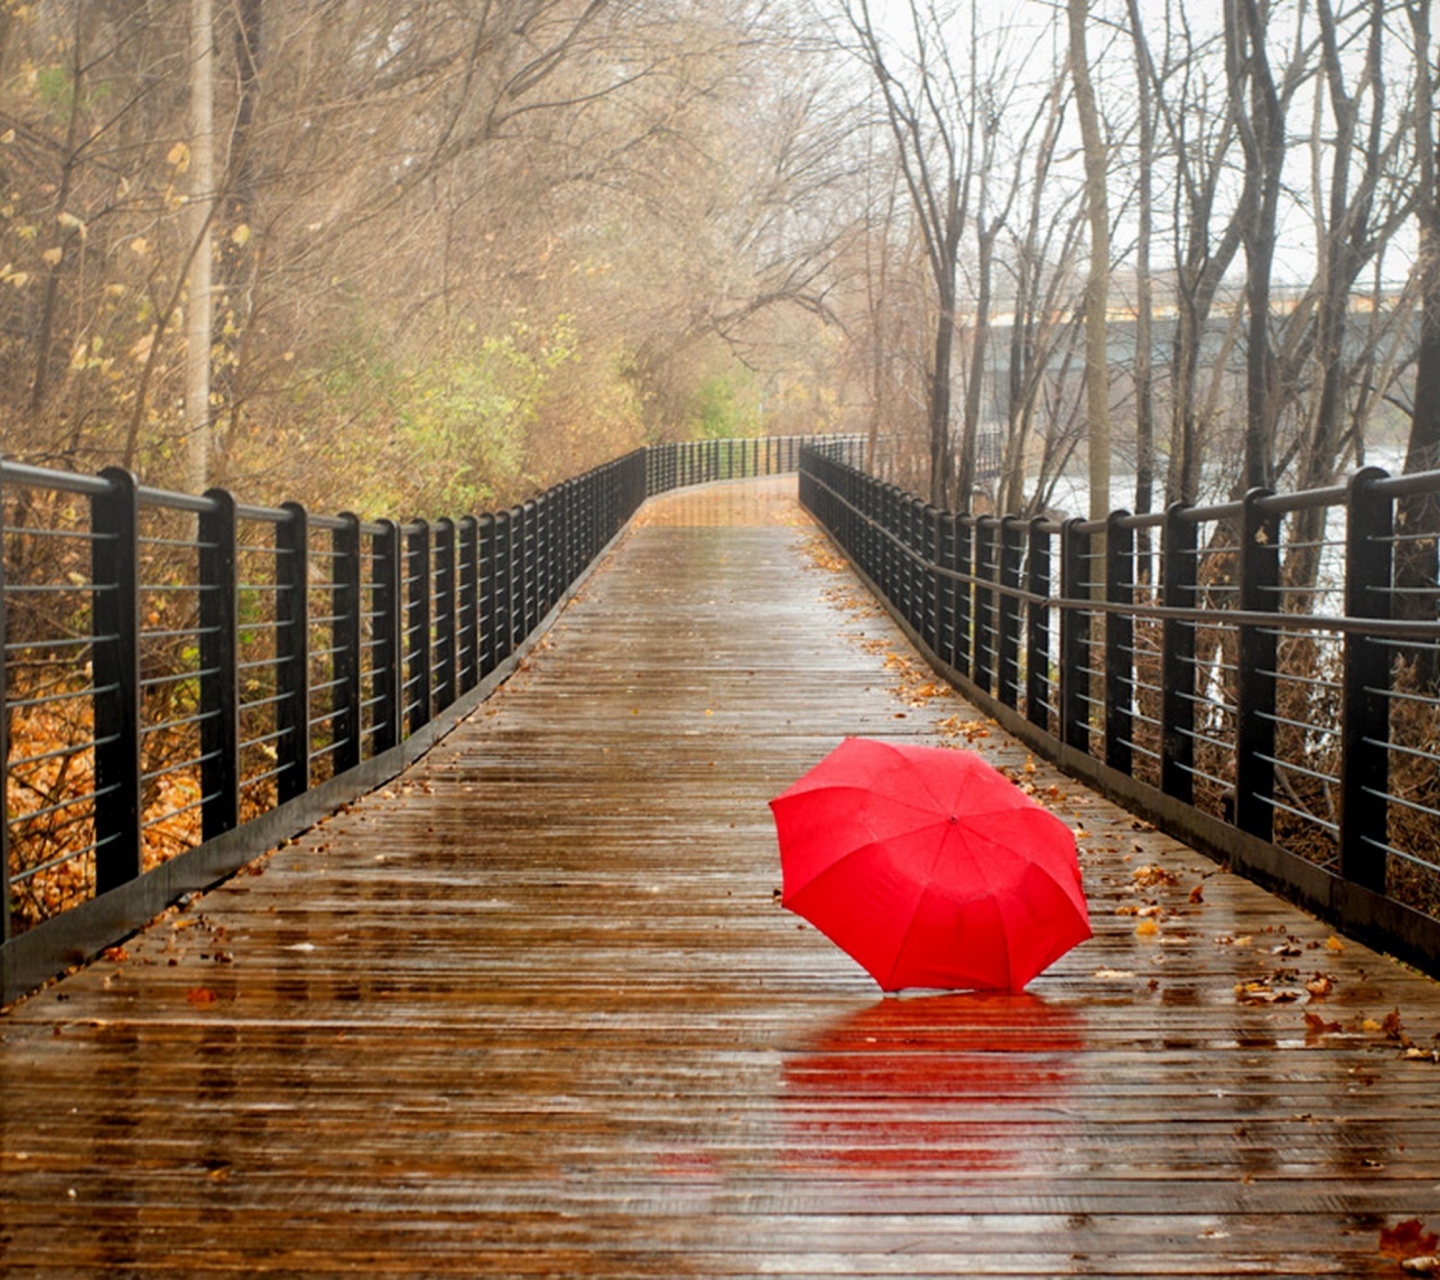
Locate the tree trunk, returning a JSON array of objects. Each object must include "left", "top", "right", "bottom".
[
  {"left": 1227, "top": 0, "right": 1288, "bottom": 494},
  {"left": 930, "top": 277, "right": 956, "bottom": 509},
  {"left": 1126, "top": 0, "right": 1155, "bottom": 575},
  {"left": 1069, "top": 0, "right": 1110, "bottom": 535},
  {"left": 184, "top": 0, "right": 216, "bottom": 494},
  {"left": 1397, "top": 0, "right": 1440, "bottom": 687},
  {"left": 957, "top": 224, "right": 993, "bottom": 511}
]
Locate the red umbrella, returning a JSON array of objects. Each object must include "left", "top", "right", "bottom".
[{"left": 769, "top": 738, "right": 1091, "bottom": 991}]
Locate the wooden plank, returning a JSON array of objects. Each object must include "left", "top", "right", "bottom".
[{"left": 1, "top": 476, "right": 1438, "bottom": 1277}]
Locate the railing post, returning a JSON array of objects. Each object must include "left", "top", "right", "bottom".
[
  {"left": 1026, "top": 516, "right": 1050, "bottom": 730},
  {"left": 275, "top": 502, "right": 311, "bottom": 804},
  {"left": 973, "top": 516, "right": 996, "bottom": 694},
  {"left": 1235, "top": 489, "right": 1279, "bottom": 839},
  {"left": 854, "top": 472, "right": 871, "bottom": 578},
  {"left": 533, "top": 494, "right": 549, "bottom": 621},
  {"left": 372, "top": 519, "right": 403, "bottom": 751},
  {"left": 922, "top": 504, "right": 940, "bottom": 653},
  {"left": 567, "top": 478, "right": 582, "bottom": 582},
  {"left": 954, "top": 514, "right": 973, "bottom": 679},
  {"left": 492, "top": 508, "right": 512, "bottom": 665},
  {"left": 1161, "top": 503, "right": 1197, "bottom": 803},
  {"left": 331, "top": 512, "right": 363, "bottom": 773},
  {"left": 458, "top": 515, "right": 479, "bottom": 694},
  {"left": 523, "top": 498, "right": 540, "bottom": 634},
  {"left": 1340, "top": 466, "right": 1394, "bottom": 892},
  {"left": 887, "top": 487, "right": 903, "bottom": 611},
  {"left": 998, "top": 515, "right": 1025, "bottom": 709},
  {"left": 545, "top": 491, "right": 561, "bottom": 613},
  {"left": 513, "top": 499, "right": 528, "bottom": 654},
  {"left": 477, "top": 513, "right": 496, "bottom": 679},
  {"left": 406, "top": 520, "right": 431, "bottom": 732},
  {"left": 1105, "top": 510, "right": 1134, "bottom": 775},
  {"left": 1059, "top": 517, "right": 1090, "bottom": 753},
  {"left": 892, "top": 488, "right": 908, "bottom": 612},
  {"left": 434, "top": 517, "right": 456, "bottom": 712},
  {"left": 198, "top": 488, "right": 240, "bottom": 839},
  {"left": 901, "top": 496, "right": 919, "bottom": 626},
  {"left": 502, "top": 503, "right": 519, "bottom": 659},
  {"left": 875, "top": 485, "right": 891, "bottom": 599},
  {"left": 91, "top": 467, "right": 143, "bottom": 893},
  {"left": 936, "top": 510, "right": 957, "bottom": 669},
  {"left": 513, "top": 501, "right": 531, "bottom": 642}
]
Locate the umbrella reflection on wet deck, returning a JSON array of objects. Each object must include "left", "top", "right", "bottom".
[{"left": 780, "top": 991, "right": 1084, "bottom": 1176}]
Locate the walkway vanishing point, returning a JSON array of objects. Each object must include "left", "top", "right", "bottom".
[{"left": 3, "top": 476, "right": 1440, "bottom": 1278}]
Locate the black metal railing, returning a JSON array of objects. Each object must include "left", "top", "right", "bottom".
[
  {"left": 1, "top": 433, "right": 864, "bottom": 1000},
  {"left": 800, "top": 446, "right": 1440, "bottom": 975}
]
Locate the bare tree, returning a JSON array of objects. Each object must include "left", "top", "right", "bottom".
[
  {"left": 1280, "top": 0, "right": 1415, "bottom": 585},
  {"left": 1396, "top": 0, "right": 1440, "bottom": 680},
  {"left": 834, "top": 0, "right": 972, "bottom": 508},
  {"left": 1124, "top": 0, "right": 1156, "bottom": 530},
  {"left": 183, "top": 0, "right": 216, "bottom": 494},
  {"left": 1068, "top": 0, "right": 1111, "bottom": 529},
  {"left": 1225, "top": 0, "right": 1315, "bottom": 492}
]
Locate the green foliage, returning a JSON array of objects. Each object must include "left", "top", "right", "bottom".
[
  {"left": 399, "top": 317, "right": 579, "bottom": 512},
  {"left": 691, "top": 371, "right": 761, "bottom": 439},
  {"left": 34, "top": 65, "right": 74, "bottom": 113},
  {"left": 316, "top": 315, "right": 583, "bottom": 516}
]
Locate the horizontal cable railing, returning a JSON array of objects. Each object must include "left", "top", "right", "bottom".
[
  {"left": 799, "top": 447, "right": 1440, "bottom": 977},
  {"left": 2, "top": 434, "right": 865, "bottom": 1000}
]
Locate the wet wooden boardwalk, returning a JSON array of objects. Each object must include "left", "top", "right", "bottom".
[{"left": 4, "top": 477, "right": 1440, "bottom": 1277}]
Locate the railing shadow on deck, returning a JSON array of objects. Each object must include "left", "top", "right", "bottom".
[
  {"left": 0, "top": 435, "right": 865, "bottom": 1002},
  {"left": 800, "top": 447, "right": 1440, "bottom": 979}
]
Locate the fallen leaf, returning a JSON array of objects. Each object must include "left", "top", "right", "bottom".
[
  {"left": 1304, "top": 1011, "right": 1341, "bottom": 1037},
  {"left": 1188, "top": 883, "right": 1205, "bottom": 904},
  {"left": 1235, "top": 980, "right": 1301, "bottom": 1005},
  {"left": 186, "top": 988, "right": 217, "bottom": 1005},
  {"left": 1326, "top": 935, "right": 1346, "bottom": 953},
  {"left": 1381, "top": 1219, "right": 1440, "bottom": 1261},
  {"left": 1305, "top": 974, "right": 1334, "bottom": 998},
  {"left": 1135, "top": 918, "right": 1159, "bottom": 937}
]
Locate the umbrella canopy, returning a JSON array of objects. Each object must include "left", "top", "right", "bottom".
[{"left": 770, "top": 738, "right": 1090, "bottom": 991}]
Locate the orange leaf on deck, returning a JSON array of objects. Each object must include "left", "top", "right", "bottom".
[{"left": 1381, "top": 1219, "right": 1439, "bottom": 1260}]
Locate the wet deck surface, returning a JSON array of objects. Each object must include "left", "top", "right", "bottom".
[{"left": 4, "top": 477, "right": 1440, "bottom": 1277}]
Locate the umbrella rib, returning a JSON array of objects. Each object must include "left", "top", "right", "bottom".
[
  {"left": 883, "top": 828, "right": 1017, "bottom": 992},
  {"left": 781, "top": 820, "right": 953, "bottom": 903},
  {"left": 779, "top": 782, "right": 943, "bottom": 825}
]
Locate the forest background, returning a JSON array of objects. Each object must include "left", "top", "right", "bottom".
[{"left": 2, "top": 0, "right": 1439, "bottom": 533}]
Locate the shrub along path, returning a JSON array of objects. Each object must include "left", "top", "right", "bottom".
[{"left": 2, "top": 476, "right": 1439, "bottom": 1276}]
